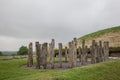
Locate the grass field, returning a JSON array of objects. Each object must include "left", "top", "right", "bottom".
[
  {"left": 0, "top": 56, "right": 120, "bottom": 80},
  {"left": 79, "top": 26, "right": 120, "bottom": 40}
]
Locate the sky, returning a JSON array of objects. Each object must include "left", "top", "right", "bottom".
[{"left": 0, "top": 0, "right": 120, "bottom": 51}]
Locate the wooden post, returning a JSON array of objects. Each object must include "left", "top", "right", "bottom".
[
  {"left": 58, "top": 43, "right": 62, "bottom": 68},
  {"left": 91, "top": 40, "right": 96, "bottom": 64},
  {"left": 68, "top": 39, "right": 77, "bottom": 68},
  {"left": 49, "top": 39, "right": 55, "bottom": 69},
  {"left": 27, "top": 42, "right": 33, "bottom": 67},
  {"left": 73, "top": 38, "right": 77, "bottom": 66},
  {"left": 103, "top": 41, "right": 109, "bottom": 61},
  {"left": 35, "top": 42, "right": 41, "bottom": 69},
  {"left": 65, "top": 47, "right": 68, "bottom": 62},
  {"left": 78, "top": 46, "right": 82, "bottom": 62},
  {"left": 48, "top": 43, "right": 51, "bottom": 62},
  {"left": 41, "top": 43, "right": 48, "bottom": 69},
  {"left": 95, "top": 43, "right": 99, "bottom": 63},
  {"left": 90, "top": 45, "right": 93, "bottom": 64},
  {"left": 81, "top": 40, "right": 87, "bottom": 65},
  {"left": 106, "top": 41, "right": 109, "bottom": 60},
  {"left": 99, "top": 41, "right": 104, "bottom": 62},
  {"left": 85, "top": 45, "right": 88, "bottom": 63},
  {"left": 68, "top": 42, "right": 73, "bottom": 68},
  {"left": 91, "top": 40, "right": 104, "bottom": 63}
]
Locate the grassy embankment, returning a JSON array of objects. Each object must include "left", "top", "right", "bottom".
[{"left": 79, "top": 26, "right": 120, "bottom": 40}]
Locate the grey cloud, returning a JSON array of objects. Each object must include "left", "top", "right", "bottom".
[{"left": 0, "top": 0, "right": 120, "bottom": 50}]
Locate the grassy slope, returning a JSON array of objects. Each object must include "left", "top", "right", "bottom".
[
  {"left": 79, "top": 26, "right": 120, "bottom": 40},
  {"left": 0, "top": 57, "right": 120, "bottom": 80}
]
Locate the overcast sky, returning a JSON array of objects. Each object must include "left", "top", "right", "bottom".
[{"left": 0, "top": 0, "right": 120, "bottom": 51}]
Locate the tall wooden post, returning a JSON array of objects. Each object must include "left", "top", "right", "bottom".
[
  {"left": 65, "top": 47, "right": 68, "bottom": 62},
  {"left": 85, "top": 45, "right": 88, "bottom": 63},
  {"left": 90, "top": 40, "right": 96, "bottom": 64},
  {"left": 81, "top": 40, "right": 87, "bottom": 65},
  {"left": 95, "top": 43, "right": 99, "bottom": 63},
  {"left": 68, "top": 39, "right": 77, "bottom": 68},
  {"left": 35, "top": 42, "right": 41, "bottom": 69},
  {"left": 41, "top": 43, "right": 48, "bottom": 69},
  {"left": 27, "top": 42, "right": 33, "bottom": 67},
  {"left": 49, "top": 39, "right": 55, "bottom": 69},
  {"left": 90, "top": 45, "right": 93, "bottom": 63},
  {"left": 103, "top": 41, "right": 109, "bottom": 61},
  {"left": 58, "top": 43, "right": 62, "bottom": 68},
  {"left": 68, "top": 42, "right": 73, "bottom": 68},
  {"left": 78, "top": 46, "right": 82, "bottom": 62},
  {"left": 73, "top": 38, "right": 77, "bottom": 66},
  {"left": 99, "top": 41, "right": 104, "bottom": 62}
]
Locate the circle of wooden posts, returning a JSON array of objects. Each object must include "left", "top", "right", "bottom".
[{"left": 27, "top": 38, "right": 109, "bottom": 69}]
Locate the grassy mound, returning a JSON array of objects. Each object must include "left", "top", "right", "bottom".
[
  {"left": 79, "top": 26, "right": 120, "bottom": 40},
  {"left": 0, "top": 57, "right": 120, "bottom": 80}
]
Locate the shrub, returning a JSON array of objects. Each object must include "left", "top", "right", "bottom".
[
  {"left": 17, "top": 46, "right": 28, "bottom": 55},
  {"left": 0, "top": 51, "right": 2, "bottom": 56}
]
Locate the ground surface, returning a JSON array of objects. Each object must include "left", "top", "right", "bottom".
[
  {"left": 0, "top": 56, "right": 120, "bottom": 80},
  {"left": 23, "top": 61, "right": 91, "bottom": 70}
]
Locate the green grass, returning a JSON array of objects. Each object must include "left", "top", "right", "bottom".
[
  {"left": 0, "top": 56, "right": 13, "bottom": 59},
  {"left": 79, "top": 26, "right": 120, "bottom": 40},
  {"left": 0, "top": 56, "right": 120, "bottom": 80}
]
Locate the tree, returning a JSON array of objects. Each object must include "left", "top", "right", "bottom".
[
  {"left": 17, "top": 46, "right": 28, "bottom": 55},
  {"left": 0, "top": 51, "right": 2, "bottom": 56}
]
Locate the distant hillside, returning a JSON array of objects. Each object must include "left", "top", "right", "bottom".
[
  {"left": 77, "top": 26, "right": 120, "bottom": 47},
  {"left": 2, "top": 51, "right": 17, "bottom": 56}
]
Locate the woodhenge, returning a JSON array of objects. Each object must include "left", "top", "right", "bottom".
[{"left": 27, "top": 38, "right": 109, "bottom": 69}]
